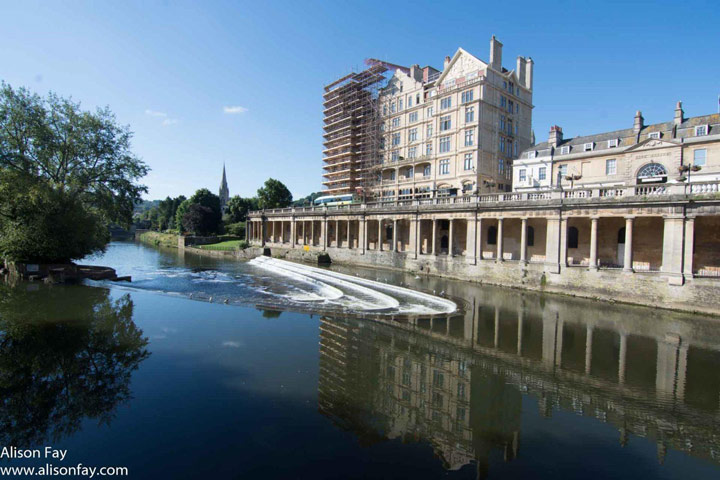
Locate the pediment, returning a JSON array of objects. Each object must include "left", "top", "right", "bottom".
[
  {"left": 624, "top": 137, "right": 679, "bottom": 152},
  {"left": 436, "top": 48, "right": 487, "bottom": 86}
]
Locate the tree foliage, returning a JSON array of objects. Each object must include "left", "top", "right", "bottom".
[
  {"left": 292, "top": 191, "right": 323, "bottom": 207},
  {"left": 225, "top": 195, "right": 258, "bottom": 223},
  {"left": 0, "top": 83, "right": 148, "bottom": 262},
  {"left": 182, "top": 204, "right": 217, "bottom": 235},
  {"left": 175, "top": 188, "right": 222, "bottom": 234},
  {"left": 138, "top": 195, "right": 185, "bottom": 231},
  {"left": 257, "top": 178, "right": 292, "bottom": 209}
]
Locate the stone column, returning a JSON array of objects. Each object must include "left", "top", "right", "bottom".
[
  {"left": 545, "top": 216, "right": 562, "bottom": 274},
  {"left": 290, "top": 219, "right": 296, "bottom": 248},
  {"left": 623, "top": 217, "right": 634, "bottom": 272},
  {"left": 469, "top": 213, "right": 478, "bottom": 265},
  {"left": 661, "top": 215, "right": 685, "bottom": 285},
  {"left": 476, "top": 217, "right": 483, "bottom": 262},
  {"left": 585, "top": 326, "right": 593, "bottom": 375},
  {"left": 335, "top": 220, "right": 339, "bottom": 248},
  {"left": 449, "top": 219, "right": 454, "bottom": 256},
  {"left": 683, "top": 217, "right": 695, "bottom": 279},
  {"left": 347, "top": 220, "right": 352, "bottom": 249},
  {"left": 559, "top": 218, "right": 568, "bottom": 268},
  {"left": 520, "top": 218, "right": 528, "bottom": 264},
  {"left": 378, "top": 220, "right": 383, "bottom": 251},
  {"left": 393, "top": 219, "right": 398, "bottom": 252},
  {"left": 589, "top": 217, "right": 599, "bottom": 271},
  {"left": 261, "top": 219, "right": 267, "bottom": 247},
  {"left": 496, "top": 218, "right": 504, "bottom": 262},
  {"left": 414, "top": 217, "right": 420, "bottom": 258},
  {"left": 311, "top": 220, "right": 315, "bottom": 246},
  {"left": 361, "top": 217, "right": 366, "bottom": 254},
  {"left": 431, "top": 219, "right": 437, "bottom": 255},
  {"left": 280, "top": 221, "right": 285, "bottom": 244},
  {"left": 245, "top": 219, "right": 250, "bottom": 242}
]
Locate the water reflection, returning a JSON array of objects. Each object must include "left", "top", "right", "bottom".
[
  {"left": 0, "top": 280, "right": 150, "bottom": 446},
  {"left": 319, "top": 286, "right": 720, "bottom": 476}
]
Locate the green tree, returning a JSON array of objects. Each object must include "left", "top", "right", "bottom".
[
  {"left": 0, "top": 83, "right": 148, "bottom": 263},
  {"left": 175, "top": 198, "right": 192, "bottom": 232},
  {"left": 257, "top": 178, "right": 292, "bottom": 209},
  {"left": 182, "top": 204, "right": 217, "bottom": 235},
  {"left": 292, "top": 191, "right": 324, "bottom": 207},
  {"left": 225, "top": 195, "right": 258, "bottom": 223},
  {"left": 175, "top": 189, "right": 222, "bottom": 234}
]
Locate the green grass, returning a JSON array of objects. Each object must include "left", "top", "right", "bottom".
[{"left": 197, "top": 240, "right": 246, "bottom": 251}]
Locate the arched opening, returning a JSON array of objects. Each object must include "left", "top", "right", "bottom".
[
  {"left": 637, "top": 163, "right": 668, "bottom": 184},
  {"left": 617, "top": 227, "right": 626, "bottom": 244},
  {"left": 488, "top": 226, "right": 497, "bottom": 245},
  {"left": 568, "top": 226, "right": 579, "bottom": 249},
  {"left": 527, "top": 226, "right": 535, "bottom": 247}
]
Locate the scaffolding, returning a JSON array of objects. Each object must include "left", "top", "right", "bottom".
[{"left": 322, "top": 59, "right": 408, "bottom": 200}]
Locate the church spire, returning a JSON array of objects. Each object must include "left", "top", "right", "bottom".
[{"left": 219, "top": 163, "right": 230, "bottom": 211}]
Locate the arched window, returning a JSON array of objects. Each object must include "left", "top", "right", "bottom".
[
  {"left": 568, "top": 226, "right": 579, "bottom": 249},
  {"left": 637, "top": 163, "right": 668, "bottom": 183},
  {"left": 618, "top": 227, "right": 626, "bottom": 244},
  {"left": 527, "top": 226, "right": 535, "bottom": 247},
  {"left": 488, "top": 226, "right": 497, "bottom": 245}
]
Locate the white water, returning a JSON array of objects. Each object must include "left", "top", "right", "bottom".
[{"left": 249, "top": 257, "right": 456, "bottom": 315}]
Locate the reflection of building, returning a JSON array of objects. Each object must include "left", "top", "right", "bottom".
[
  {"left": 513, "top": 105, "right": 720, "bottom": 193},
  {"left": 317, "top": 284, "right": 720, "bottom": 476}
]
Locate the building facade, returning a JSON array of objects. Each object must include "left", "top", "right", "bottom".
[
  {"left": 513, "top": 103, "right": 720, "bottom": 194},
  {"left": 376, "top": 36, "right": 534, "bottom": 200}
]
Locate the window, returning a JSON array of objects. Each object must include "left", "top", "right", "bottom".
[
  {"left": 568, "top": 227, "right": 579, "bottom": 249},
  {"left": 516, "top": 103, "right": 519, "bottom": 114},
  {"left": 487, "top": 226, "right": 497, "bottom": 245},
  {"left": 440, "top": 97, "right": 452, "bottom": 110},
  {"left": 439, "top": 159, "right": 450, "bottom": 175},
  {"left": 509, "top": 82, "right": 514, "bottom": 94},
  {"left": 416, "top": 94, "right": 420, "bottom": 104},
  {"left": 527, "top": 150, "right": 537, "bottom": 159},
  {"left": 499, "top": 138, "right": 505, "bottom": 153},
  {"left": 398, "top": 99, "right": 403, "bottom": 110},
  {"left": 409, "top": 128, "right": 417, "bottom": 142},
  {"left": 508, "top": 100, "right": 514, "bottom": 113},
  {"left": 648, "top": 131, "right": 661, "bottom": 139},
  {"left": 500, "top": 115, "right": 506, "bottom": 131},
  {"left": 538, "top": 167, "right": 547, "bottom": 180},
  {"left": 514, "top": 141, "right": 518, "bottom": 157},
  {"left": 694, "top": 148, "right": 707, "bottom": 166},
  {"left": 426, "top": 143, "right": 432, "bottom": 156},
  {"left": 519, "top": 169, "right": 526, "bottom": 181},
  {"left": 559, "top": 164, "right": 568, "bottom": 176},
  {"left": 426, "top": 123, "right": 433, "bottom": 138},
  {"left": 383, "top": 105, "right": 387, "bottom": 116},
  {"left": 507, "top": 119, "right": 513, "bottom": 136},
  {"left": 391, "top": 151, "right": 399, "bottom": 162},
  {"left": 695, "top": 125, "right": 708, "bottom": 136},
  {"left": 439, "top": 136, "right": 451, "bottom": 153},
  {"left": 637, "top": 163, "right": 667, "bottom": 179},
  {"left": 392, "top": 133, "right": 401, "bottom": 146},
  {"left": 392, "top": 117, "right": 400, "bottom": 127},
  {"left": 560, "top": 146, "right": 570, "bottom": 155},
  {"left": 390, "top": 102, "right": 396, "bottom": 113},
  {"left": 498, "top": 158, "right": 504, "bottom": 173},
  {"left": 606, "top": 159, "right": 617, "bottom": 175},
  {"left": 584, "top": 142, "right": 594, "bottom": 151},
  {"left": 461, "top": 89, "right": 473, "bottom": 103},
  {"left": 440, "top": 115, "right": 451, "bottom": 131},
  {"left": 427, "top": 106, "right": 434, "bottom": 117},
  {"left": 406, "top": 166, "right": 414, "bottom": 177},
  {"left": 500, "top": 96, "right": 507, "bottom": 108},
  {"left": 408, "top": 146, "right": 417, "bottom": 159},
  {"left": 527, "top": 226, "right": 535, "bottom": 247},
  {"left": 608, "top": 138, "right": 619, "bottom": 148},
  {"left": 464, "top": 129, "right": 474, "bottom": 146},
  {"left": 409, "top": 111, "right": 418, "bottom": 123},
  {"left": 407, "top": 96, "right": 413, "bottom": 108},
  {"left": 462, "top": 182, "right": 473, "bottom": 193},
  {"left": 457, "top": 382, "right": 466, "bottom": 400},
  {"left": 389, "top": 170, "right": 396, "bottom": 180},
  {"left": 423, "top": 165, "right": 431, "bottom": 177},
  {"left": 464, "top": 153, "right": 473, "bottom": 170},
  {"left": 465, "top": 106, "right": 474, "bottom": 123}
]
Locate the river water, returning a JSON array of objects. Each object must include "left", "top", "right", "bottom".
[{"left": 1, "top": 240, "right": 719, "bottom": 479}]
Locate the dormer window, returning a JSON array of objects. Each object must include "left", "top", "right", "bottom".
[
  {"left": 527, "top": 151, "right": 536, "bottom": 159},
  {"left": 648, "top": 132, "right": 661, "bottom": 139},
  {"left": 695, "top": 125, "right": 708, "bottom": 136},
  {"left": 607, "top": 139, "right": 619, "bottom": 148},
  {"left": 584, "top": 142, "right": 594, "bottom": 152},
  {"left": 560, "top": 146, "right": 570, "bottom": 155}
]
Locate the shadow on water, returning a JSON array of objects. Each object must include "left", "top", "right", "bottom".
[{"left": 0, "top": 278, "right": 150, "bottom": 448}]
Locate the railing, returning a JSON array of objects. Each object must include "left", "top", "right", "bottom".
[{"left": 248, "top": 180, "right": 720, "bottom": 216}]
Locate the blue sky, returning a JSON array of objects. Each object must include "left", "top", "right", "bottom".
[{"left": 1, "top": 0, "right": 719, "bottom": 200}]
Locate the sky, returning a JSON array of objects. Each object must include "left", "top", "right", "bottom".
[{"left": 1, "top": 0, "right": 719, "bottom": 200}]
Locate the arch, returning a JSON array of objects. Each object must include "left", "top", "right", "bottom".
[
  {"left": 636, "top": 163, "right": 668, "bottom": 183},
  {"left": 527, "top": 226, "right": 535, "bottom": 247},
  {"left": 568, "top": 226, "right": 579, "bottom": 249},
  {"left": 488, "top": 226, "right": 498, "bottom": 245},
  {"left": 617, "top": 227, "right": 626, "bottom": 244}
]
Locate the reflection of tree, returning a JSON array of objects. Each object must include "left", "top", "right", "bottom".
[
  {"left": 0, "top": 283, "right": 150, "bottom": 446},
  {"left": 261, "top": 309, "right": 282, "bottom": 319}
]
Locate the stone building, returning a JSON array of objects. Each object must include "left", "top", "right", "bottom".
[
  {"left": 219, "top": 163, "right": 230, "bottom": 212},
  {"left": 513, "top": 103, "right": 720, "bottom": 194},
  {"left": 376, "top": 36, "right": 534, "bottom": 200}
]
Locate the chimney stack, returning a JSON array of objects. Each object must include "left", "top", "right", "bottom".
[
  {"left": 525, "top": 58, "right": 534, "bottom": 91},
  {"left": 444, "top": 56, "right": 451, "bottom": 69},
  {"left": 489, "top": 35, "right": 503, "bottom": 71},
  {"left": 633, "top": 111, "right": 644, "bottom": 134},
  {"left": 674, "top": 101, "right": 684, "bottom": 125},
  {"left": 410, "top": 64, "right": 423, "bottom": 82},
  {"left": 549, "top": 126, "right": 563, "bottom": 148},
  {"left": 516, "top": 56, "right": 526, "bottom": 88}
]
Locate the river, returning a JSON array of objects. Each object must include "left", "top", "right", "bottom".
[{"left": 1, "top": 240, "right": 719, "bottom": 479}]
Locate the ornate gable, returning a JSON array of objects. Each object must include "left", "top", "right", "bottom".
[
  {"left": 436, "top": 48, "right": 487, "bottom": 87},
  {"left": 624, "top": 137, "right": 679, "bottom": 152}
]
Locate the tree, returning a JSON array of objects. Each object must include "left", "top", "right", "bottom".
[
  {"left": 175, "top": 189, "right": 222, "bottom": 234},
  {"left": 257, "top": 178, "right": 292, "bottom": 209},
  {"left": 0, "top": 83, "right": 148, "bottom": 263},
  {"left": 292, "top": 191, "right": 324, "bottom": 207},
  {"left": 182, "top": 204, "right": 217, "bottom": 235},
  {"left": 225, "top": 195, "right": 258, "bottom": 223}
]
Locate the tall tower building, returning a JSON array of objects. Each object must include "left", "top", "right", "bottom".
[{"left": 219, "top": 164, "right": 230, "bottom": 211}]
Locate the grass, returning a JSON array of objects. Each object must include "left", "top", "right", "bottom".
[{"left": 197, "top": 240, "right": 246, "bottom": 251}]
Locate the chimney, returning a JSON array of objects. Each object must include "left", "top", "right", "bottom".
[
  {"left": 489, "top": 35, "right": 503, "bottom": 71},
  {"left": 444, "top": 55, "right": 451, "bottom": 69},
  {"left": 549, "top": 125, "right": 563, "bottom": 148},
  {"left": 525, "top": 57, "right": 534, "bottom": 91},
  {"left": 516, "top": 56, "right": 527, "bottom": 88},
  {"left": 410, "top": 64, "right": 423, "bottom": 82},
  {"left": 674, "top": 101, "right": 684, "bottom": 125},
  {"left": 633, "top": 110, "right": 644, "bottom": 133}
]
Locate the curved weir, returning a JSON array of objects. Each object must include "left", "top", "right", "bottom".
[{"left": 249, "top": 257, "right": 456, "bottom": 315}]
